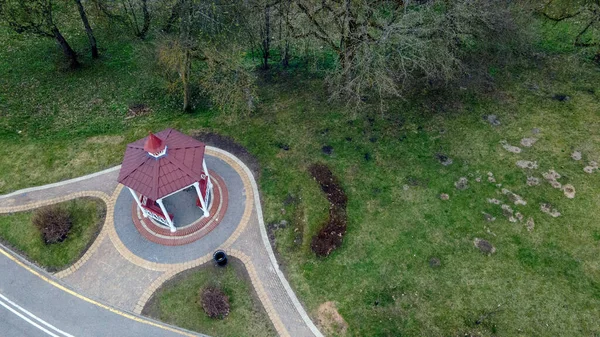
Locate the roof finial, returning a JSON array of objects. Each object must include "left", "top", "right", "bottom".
[{"left": 144, "top": 132, "right": 167, "bottom": 158}]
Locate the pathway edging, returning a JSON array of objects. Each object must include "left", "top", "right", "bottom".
[
  {"left": 0, "top": 146, "right": 323, "bottom": 337},
  {"left": 207, "top": 147, "right": 325, "bottom": 337}
]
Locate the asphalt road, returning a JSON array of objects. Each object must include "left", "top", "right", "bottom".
[{"left": 0, "top": 246, "right": 207, "bottom": 337}]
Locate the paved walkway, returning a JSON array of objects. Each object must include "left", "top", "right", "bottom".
[{"left": 0, "top": 147, "right": 322, "bottom": 337}]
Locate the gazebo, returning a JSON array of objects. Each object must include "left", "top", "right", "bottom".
[{"left": 117, "top": 129, "right": 213, "bottom": 232}]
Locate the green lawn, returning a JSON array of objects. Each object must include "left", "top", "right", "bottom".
[
  {"left": 142, "top": 260, "right": 276, "bottom": 337},
  {"left": 0, "top": 198, "right": 106, "bottom": 271},
  {"left": 1, "top": 17, "right": 600, "bottom": 336}
]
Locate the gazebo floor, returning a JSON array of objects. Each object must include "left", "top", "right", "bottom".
[{"left": 131, "top": 171, "right": 228, "bottom": 246}]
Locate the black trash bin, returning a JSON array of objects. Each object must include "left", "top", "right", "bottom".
[{"left": 213, "top": 250, "right": 228, "bottom": 267}]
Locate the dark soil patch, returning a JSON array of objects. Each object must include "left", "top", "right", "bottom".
[
  {"left": 283, "top": 194, "right": 297, "bottom": 206},
  {"left": 308, "top": 164, "right": 347, "bottom": 208},
  {"left": 191, "top": 131, "right": 261, "bottom": 179},
  {"left": 429, "top": 257, "right": 441, "bottom": 268},
  {"left": 369, "top": 137, "right": 378, "bottom": 143},
  {"left": 200, "top": 287, "right": 230, "bottom": 319},
  {"left": 552, "top": 94, "right": 570, "bottom": 102},
  {"left": 276, "top": 142, "right": 290, "bottom": 151},
  {"left": 126, "top": 103, "right": 152, "bottom": 118},
  {"left": 322, "top": 145, "right": 334, "bottom": 155},
  {"left": 364, "top": 152, "right": 372, "bottom": 161},
  {"left": 474, "top": 238, "right": 496, "bottom": 255},
  {"left": 308, "top": 164, "right": 348, "bottom": 257}
]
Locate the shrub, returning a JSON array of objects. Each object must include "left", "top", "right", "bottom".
[
  {"left": 199, "top": 287, "right": 230, "bottom": 319},
  {"left": 32, "top": 205, "right": 73, "bottom": 244}
]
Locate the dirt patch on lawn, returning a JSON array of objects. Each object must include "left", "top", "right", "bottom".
[
  {"left": 86, "top": 135, "right": 124, "bottom": 145},
  {"left": 126, "top": 103, "right": 152, "bottom": 118},
  {"left": 308, "top": 163, "right": 348, "bottom": 257},
  {"left": 317, "top": 301, "right": 348, "bottom": 336},
  {"left": 191, "top": 131, "right": 261, "bottom": 179}
]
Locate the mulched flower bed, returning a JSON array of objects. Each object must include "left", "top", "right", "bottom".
[{"left": 308, "top": 163, "right": 348, "bottom": 257}]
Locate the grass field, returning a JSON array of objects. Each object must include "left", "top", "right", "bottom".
[
  {"left": 1, "top": 16, "right": 600, "bottom": 336},
  {"left": 142, "top": 260, "right": 276, "bottom": 337},
  {"left": 0, "top": 198, "right": 106, "bottom": 271}
]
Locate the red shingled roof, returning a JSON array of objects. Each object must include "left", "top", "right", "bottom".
[{"left": 118, "top": 129, "right": 206, "bottom": 200}]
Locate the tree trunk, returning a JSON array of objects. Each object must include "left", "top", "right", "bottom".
[
  {"left": 138, "top": 0, "right": 150, "bottom": 39},
  {"left": 75, "top": 0, "right": 99, "bottom": 58},
  {"left": 52, "top": 27, "right": 80, "bottom": 69},
  {"left": 262, "top": 4, "right": 271, "bottom": 70},
  {"left": 43, "top": 3, "right": 79, "bottom": 69},
  {"left": 182, "top": 49, "right": 191, "bottom": 111},
  {"left": 163, "top": 0, "right": 183, "bottom": 32}
]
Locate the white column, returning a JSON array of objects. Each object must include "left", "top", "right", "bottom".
[
  {"left": 128, "top": 187, "right": 147, "bottom": 218},
  {"left": 156, "top": 198, "right": 176, "bottom": 232},
  {"left": 202, "top": 158, "right": 213, "bottom": 200},
  {"left": 193, "top": 181, "right": 209, "bottom": 217}
]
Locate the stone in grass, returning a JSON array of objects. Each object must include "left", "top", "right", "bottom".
[
  {"left": 562, "top": 184, "right": 576, "bottom": 199},
  {"left": 515, "top": 212, "right": 524, "bottom": 222},
  {"left": 502, "top": 204, "right": 517, "bottom": 223},
  {"left": 550, "top": 180, "right": 562, "bottom": 189},
  {"left": 526, "top": 217, "right": 535, "bottom": 231},
  {"left": 571, "top": 151, "right": 582, "bottom": 161},
  {"left": 584, "top": 161, "right": 598, "bottom": 174},
  {"left": 474, "top": 238, "right": 496, "bottom": 255},
  {"left": 482, "top": 212, "right": 496, "bottom": 222},
  {"left": 502, "top": 188, "right": 527, "bottom": 206},
  {"left": 429, "top": 257, "right": 442, "bottom": 268},
  {"left": 440, "top": 193, "right": 450, "bottom": 201},
  {"left": 483, "top": 115, "right": 501, "bottom": 126},
  {"left": 540, "top": 203, "right": 561, "bottom": 218},
  {"left": 487, "top": 172, "right": 496, "bottom": 183},
  {"left": 455, "top": 177, "right": 469, "bottom": 190},
  {"left": 516, "top": 160, "right": 538, "bottom": 169},
  {"left": 500, "top": 140, "right": 522, "bottom": 154},
  {"left": 543, "top": 169, "right": 561, "bottom": 180},
  {"left": 487, "top": 198, "right": 501, "bottom": 205},
  {"left": 520, "top": 138, "right": 537, "bottom": 147},
  {"left": 527, "top": 176, "right": 540, "bottom": 186},
  {"left": 584, "top": 166, "right": 596, "bottom": 173}
]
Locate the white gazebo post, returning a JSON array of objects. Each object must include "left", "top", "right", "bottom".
[
  {"left": 156, "top": 198, "right": 176, "bottom": 232},
  {"left": 193, "top": 181, "right": 209, "bottom": 217},
  {"left": 128, "top": 187, "right": 147, "bottom": 218},
  {"left": 202, "top": 158, "right": 213, "bottom": 196}
]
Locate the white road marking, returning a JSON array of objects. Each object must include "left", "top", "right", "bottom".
[{"left": 0, "top": 293, "right": 75, "bottom": 337}]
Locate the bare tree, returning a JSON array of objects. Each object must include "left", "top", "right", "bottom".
[
  {"left": 289, "top": 0, "right": 523, "bottom": 107},
  {"left": 91, "top": 0, "right": 150, "bottom": 38},
  {"left": 157, "top": 0, "right": 257, "bottom": 113},
  {"left": 0, "top": 0, "right": 80, "bottom": 68},
  {"left": 75, "top": 0, "right": 98, "bottom": 58}
]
